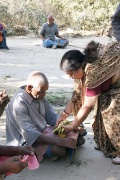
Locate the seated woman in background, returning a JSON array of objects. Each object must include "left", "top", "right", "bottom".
[
  {"left": 57, "top": 41, "right": 120, "bottom": 165},
  {"left": 0, "top": 23, "right": 9, "bottom": 50}
]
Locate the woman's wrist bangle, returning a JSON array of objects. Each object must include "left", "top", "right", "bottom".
[
  {"left": 60, "top": 110, "right": 69, "bottom": 117},
  {"left": 63, "top": 110, "right": 69, "bottom": 116}
]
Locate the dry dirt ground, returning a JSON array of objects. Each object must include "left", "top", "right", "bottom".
[{"left": 0, "top": 34, "right": 119, "bottom": 180}]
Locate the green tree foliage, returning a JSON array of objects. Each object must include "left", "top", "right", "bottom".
[{"left": 0, "top": 0, "right": 119, "bottom": 34}]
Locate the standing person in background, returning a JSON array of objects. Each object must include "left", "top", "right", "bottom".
[
  {"left": 40, "top": 14, "right": 69, "bottom": 49},
  {"left": 0, "top": 23, "right": 9, "bottom": 50},
  {"left": 111, "top": 3, "right": 120, "bottom": 41}
]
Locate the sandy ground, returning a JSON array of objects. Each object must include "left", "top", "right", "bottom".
[{"left": 0, "top": 34, "right": 119, "bottom": 180}]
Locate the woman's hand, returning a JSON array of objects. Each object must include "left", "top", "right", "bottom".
[
  {"left": 60, "top": 124, "right": 74, "bottom": 134},
  {"left": 56, "top": 116, "right": 65, "bottom": 126},
  {"left": 56, "top": 110, "right": 69, "bottom": 126}
]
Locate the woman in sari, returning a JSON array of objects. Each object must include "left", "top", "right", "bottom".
[{"left": 57, "top": 41, "right": 120, "bottom": 165}]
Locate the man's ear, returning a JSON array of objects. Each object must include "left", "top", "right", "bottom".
[{"left": 27, "top": 85, "right": 33, "bottom": 92}]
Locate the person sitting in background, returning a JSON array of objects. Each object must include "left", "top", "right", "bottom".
[
  {"left": 0, "top": 23, "right": 9, "bottom": 50},
  {"left": 40, "top": 14, "right": 69, "bottom": 49},
  {"left": 0, "top": 90, "right": 34, "bottom": 178}
]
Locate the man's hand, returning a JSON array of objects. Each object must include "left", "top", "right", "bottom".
[
  {"left": 0, "top": 145, "right": 35, "bottom": 157},
  {"left": 1, "top": 156, "right": 28, "bottom": 174},
  {"left": 17, "top": 145, "right": 35, "bottom": 156},
  {"left": 0, "top": 90, "right": 10, "bottom": 116},
  {"left": 0, "top": 90, "right": 10, "bottom": 105}
]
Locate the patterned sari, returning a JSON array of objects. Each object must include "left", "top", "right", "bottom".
[{"left": 71, "top": 41, "right": 120, "bottom": 157}]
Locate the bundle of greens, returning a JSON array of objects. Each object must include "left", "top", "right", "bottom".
[{"left": 53, "top": 120, "right": 71, "bottom": 138}]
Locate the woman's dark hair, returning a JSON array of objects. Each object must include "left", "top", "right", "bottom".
[
  {"left": 60, "top": 50, "right": 86, "bottom": 71},
  {"left": 84, "top": 41, "right": 99, "bottom": 63},
  {"left": 60, "top": 41, "right": 99, "bottom": 71}
]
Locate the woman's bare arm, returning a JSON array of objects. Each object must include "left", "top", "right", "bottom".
[
  {"left": 111, "top": 72, "right": 119, "bottom": 85},
  {"left": 61, "top": 95, "right": 98, "bottom": 132}
]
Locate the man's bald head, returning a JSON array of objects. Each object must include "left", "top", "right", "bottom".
[
  {"left": 47, "top": 14, "right": 54, "bottom": 20},
  {"left": 26, "top": 71, "right": 48, "bottom": 88},
  {"left": 47, "top": 14, "right": 54, "bottom": 25}
]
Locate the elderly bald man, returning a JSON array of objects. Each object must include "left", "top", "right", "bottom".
[
  {"left": 40, "top": 14, "right": 69, "bottom": 49},
  {"left": 6, "top": 71, "right": 71, "bottom": 162},
  {"left": 0, "top": 91, "right": 34, "bottom": 178}
]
